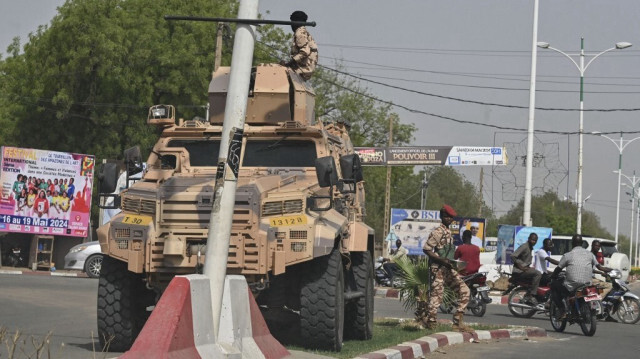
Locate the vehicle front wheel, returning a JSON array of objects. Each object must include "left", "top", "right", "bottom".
[
  {"left": 300, "top": 249, "right": 345, "bottom": 351},
  {"left": 84, "top": 254, "right": 103, "bottom": 279},
  {"left": 616, "top": 297, "right": 640, "bottom": 324},
  {"left": 344, "top": 251, "right": 374, "bottom": 340},
  {"left": 549, "top": 301, "right": 567, "bottom": 332},
  {"left": 97, "top": 256, "right": 154, "bottom": 352}
]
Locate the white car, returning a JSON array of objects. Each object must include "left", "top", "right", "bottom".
[{"left": 64, "top": 241, "right": 102, "bottom": 278}]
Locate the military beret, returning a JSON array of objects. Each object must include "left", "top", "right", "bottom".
[
  {"left": 290, "top": 10, "right": 308, "bottom": 22},
  {"left": 441, "top": 204, "right": 457, "bottom": 217}
]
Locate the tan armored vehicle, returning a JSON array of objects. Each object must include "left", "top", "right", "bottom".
[{"left": 96, "top": 64, "right": 375, "bottom": 352}]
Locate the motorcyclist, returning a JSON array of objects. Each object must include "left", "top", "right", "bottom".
[
  {"left": 590, "top": 240, "right": 615, "bottom": 320},
  {"left": 510, "top": 233, "right": 542, "bottom": 304},
  {"left": 550, "top": 234, "right": 611, "bottom": 319},
  {"left": 533, "top": 238, "right": 559, "bottom": 286},
  {"left": 454, "top": 230, "right": 480, "bottom": 276},
  {"left": 383, "top": 239, "right": 408, "bottom": 284}
]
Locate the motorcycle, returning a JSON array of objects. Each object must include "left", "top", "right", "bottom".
[
  {"left": 2, "top": 247, "right": 26, "bottom": 267},
  {"left": 597, "top": 269, "right": 640, "bottom": 324},
  {"left": 549, "top": 280, "right": 601, "bottom": 336},
  {"left": 439, "top": 272, "right": 492, "bottom": 317},
  {"left": 374, "top": 257, "right": 403, "bottom": 288},
  {"left": 503, "top": 271, "right": 552, "bottom": 318}
]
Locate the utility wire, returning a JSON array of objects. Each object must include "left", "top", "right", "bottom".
[{"left": 322, "top": 65, "right": 640, "bottom": 112}]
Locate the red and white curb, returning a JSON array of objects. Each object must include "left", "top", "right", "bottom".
[
  {"left": 0, "top": 269, "right": 88, "bottom": 277},
  {"left": 354, "top": 327, "right": 546, "bottom": 359},
  {"left": 375, "top": 287, "right": 509, "bottom": 304}
]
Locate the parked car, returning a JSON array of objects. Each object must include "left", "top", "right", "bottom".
[{"left": 64, "top": 241, "right": 102, "bottom": 278}]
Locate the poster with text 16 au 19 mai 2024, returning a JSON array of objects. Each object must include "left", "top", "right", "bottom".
[{"left": 0, "top": 146, "right": 95, "bottom": 238}]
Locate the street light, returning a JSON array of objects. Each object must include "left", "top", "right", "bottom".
[
  {"left": 621, "top": 173, "right": 640, "bottom": 265},
  {"left": 537, "top": 38, "right": 632, "bottom": 234},
  {"left": 592, "top": 131, "right": 640, "bottom": 243}
]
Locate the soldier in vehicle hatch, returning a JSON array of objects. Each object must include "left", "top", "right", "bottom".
[{"left": 281, "top": 10, "right": 318, "bottom": 81}]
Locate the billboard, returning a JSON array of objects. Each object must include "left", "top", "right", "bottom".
[
  {"left": 0, "top": 146, "right": 95, "bottom": 237},
  {"left": 388, "top": 208, "right": 487, "bottom": 255},
  {"left": 355, "top": 146, "right": 508, "bottom": 166},
  {"left": 496, "top": 225, "right": 553, "bottom": 265}
]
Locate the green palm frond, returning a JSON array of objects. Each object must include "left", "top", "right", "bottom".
[{"left": 394, "top": 256, "right": 431, "bottom": 313}]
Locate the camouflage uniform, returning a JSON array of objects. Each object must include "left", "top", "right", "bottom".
[
  {"left": 288, "top": 26, "right": 318, "bottom": 81},
  {"left": 423, "top": 223, "right": 470, "bottom": 324}
]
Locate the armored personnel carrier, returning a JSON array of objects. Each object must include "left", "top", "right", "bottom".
[{"left": 96, "top": 64, "right": 374, "bottom": 352}]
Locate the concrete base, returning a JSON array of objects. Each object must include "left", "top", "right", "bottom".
[{"left": 120, "top": 274, "right": 289, "bottom": 359}]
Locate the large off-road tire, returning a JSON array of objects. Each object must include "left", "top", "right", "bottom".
[
  {"left": 507, "top": 287, "right": 536, "bottom": 318},
  {"left": 97, "top": 256, "right": 154, "bottom": 352},
  {"left": 345, "top": 251, "right": 374, "bottom": 340},
  {"left": 84, "top": 254, "right": 103, "bottom": 279},
  {"left": 300, "top": 249, "right": 345, "bottom": 351}
]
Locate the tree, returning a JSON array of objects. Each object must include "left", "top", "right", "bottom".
[
  {"left": 0, "top": 0, "right": 237, "bottom": 159},
  {"left": 495, "top": 191, "right": 613, "bottom": 239}
]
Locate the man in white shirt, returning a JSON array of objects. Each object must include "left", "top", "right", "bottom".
[{"left": 533, "top": 238, "right": 559, "bottom": 286}]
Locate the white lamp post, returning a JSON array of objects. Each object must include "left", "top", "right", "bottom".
[
  {"left": 592, "top": 131, "right": 640, "bottom": 243},
  {"left": 620, "top": 172, "right": 640, "bottom": 264},
  {"left": 537, "top": 39, "right": 632, "bottom": 234},
  {"left": 522, "top": 0, "right": 540, "bottom": 227}
]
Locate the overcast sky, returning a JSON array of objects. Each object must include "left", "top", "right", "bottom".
[{"left": 3, "top": 0, "right": 640, "bottom": 241}]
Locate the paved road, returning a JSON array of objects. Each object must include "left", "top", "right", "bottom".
[
  {"left": 374, "top": 281, "right": 640, "bottom": 358},
  {"left": 1, "top": 274, "right": 638, "bottom": 358}
]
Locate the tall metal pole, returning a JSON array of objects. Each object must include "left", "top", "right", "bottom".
[
  {"left": 636, "top": 198, "right": 640, "bottom": 267},
  {"left": 614, "top": 132, "right": 623, "bottom": 243},
  {"left": 523, "top": 0, "right": 539, "bottom": 228},
  {"left": 576, "top": 38, "right": 585, "bottom": 234},
  {"left": 203, "top": 0, "right": 258, "bottom": 339},
  {"left": 420, "top": 170, "right": 428, "bottom": 210},
  {"left": 383, "top": 117, "right": 393, "bottom": 240},
  {"left": 629, "top": 173, "right": 636, "bottom": 263}
]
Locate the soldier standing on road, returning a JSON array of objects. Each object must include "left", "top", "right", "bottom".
[
  {"left": 422, "top": 205, "right": 472, "bottom": 332},
  {"left": 281, "top": 10, "right": 318, "bottom": 81}
]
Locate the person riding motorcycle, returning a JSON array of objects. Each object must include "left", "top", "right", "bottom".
[
  {"left": 383, "top": 239, "right": 408, "bottom": 284},
  {"left": 510, "top": 233, "right": 542, "bottom": 304},
  {"left": 454, "top": 230, "right": 480, "bottom": 276},
  {"left": 533, "top": 238, "right": 559, "bottom": 286},
  {"left": 550, "top": 234, "right": 612, "bottom": 319}
]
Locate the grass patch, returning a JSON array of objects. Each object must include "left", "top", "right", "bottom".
[
  {"left": 0, "top": 327, "right": 113, "bottom": 359},
  {"left": 286, "top": 318, "right": 500, "bottom": 359}
]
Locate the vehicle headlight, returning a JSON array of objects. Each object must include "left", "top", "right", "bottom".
[
  {"left": 70, "top": 245, "right": 88, "bottom": 253},
  {"left": 609, "top": 269, "right": 622, "bottom": 279}
]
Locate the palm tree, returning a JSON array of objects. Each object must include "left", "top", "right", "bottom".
[{"left": 394, "top": 256, "right": 456, "bottom": 325}]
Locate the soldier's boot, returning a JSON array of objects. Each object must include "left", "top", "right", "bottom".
[{"left": 452, "top": 312, "right": 473, "bottom": 333}]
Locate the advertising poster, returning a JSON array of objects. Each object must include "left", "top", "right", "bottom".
[
  {"left": 496, "top": 225, "right": 553, "bottom": 264},
  {"left": 388, "top": 208, "right": 441, "bottom": 255},
  {"left": 0, "top": 146, "right": 95, "bottom": 237},
  {"left": 355, "top": 146, "right": 508, "bottom": 166},
  {"left": 388, "top": 208, "right": 487, "bottom": 254},
  {"left": 453, "top": 217, "right": 486, "bottom": 248}
]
